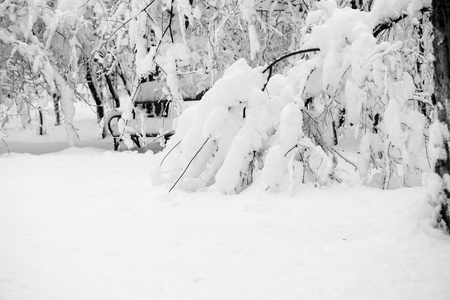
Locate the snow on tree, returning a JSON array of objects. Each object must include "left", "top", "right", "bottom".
[
  {"left": 1, "top": 0, "right": 445, "bottom": 217},
  {"left": 0, "top": 0, "right": 98, "bottom": 144},
  {"left": 150, "top": 0, "right": 434, "bottom": 194}
]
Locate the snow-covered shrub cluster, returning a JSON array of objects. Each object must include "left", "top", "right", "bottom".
[
  {"left": 1, "top": 0, "right": 440, "bottom": 196},
  {"left": 152, "top": 0, "right": 434, "bottom": 193},
  {"left": 152, "top": 59, "right": 269, "bottom": 193},
  {"left": 0, "top": 0, "right": 99, "bottom": 144}
]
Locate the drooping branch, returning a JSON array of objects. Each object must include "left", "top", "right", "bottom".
[
  {"left": 262, "top": 48, "right": 320, "bottom": 91},
  {"left": 169, "top": 137, "right": 210, "bottom": 192},
  {"left": 160, "top": 139, "right": 181, "bottom": 166},
  {"left": 373, "top": 14, "right": 408, "bottom": 38},
  {"left": 373, "top": 7, "right": 431, "bottom": 38},
  {"left": 106, "top": 0, "right": 157, "bottom": 44},
  {"left": 155, "top": 0, "right": 175, "bottom": 53}
]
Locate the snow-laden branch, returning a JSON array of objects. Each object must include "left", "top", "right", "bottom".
[{"left": 373, "top": 7, "right": 431, "bottom": 38}]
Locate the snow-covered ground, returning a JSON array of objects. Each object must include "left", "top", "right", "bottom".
[
  {"left": 1, "top": 104, "right": 450, "bottom": 299},
  {"left": 0, "top": 102, "right": 112, "bottom": 155}
]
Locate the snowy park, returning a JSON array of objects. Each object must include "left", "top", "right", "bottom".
[
  {"left": 2, "top": 0, "right": 450, "bottom": 299},
  {"left": 1, "top": 103, "right": 450, "bottom": 299}
]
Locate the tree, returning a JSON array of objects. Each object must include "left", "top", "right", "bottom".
[
  {"left": 0, "top": 0, "right": 89, "bottom": 144},
  {"left": 150, "top": 0, "right": 434, "bottom": 194},
  {"left": 2, "top": 1, "right": 443, "bottom": 202},
  {"left": 431, "top": 0, "right": 450, "bottom": 229}
]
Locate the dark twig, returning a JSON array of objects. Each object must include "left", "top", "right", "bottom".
[
  {"left": 91, "top": 0, "right": 156, "bottom": 60},
  {"left": 160, "top": 139, "right": 181, "bottom": 166},
  {"left": 284, "top": 145, "right": 298, "bottom": 157},
  {"left": 169, "top": 137, "right": 210, "bottom": 192},
  {"left": 262, "top": 48, "right": 320, "bottom": 91},
  {"left": 373, "top": 14, "right": 407, "bottom": 38},
  {"left": 155, "top": 0, "right": 175, "bottom": 54},
  {"left": 262, "top": 48, "right": 321, "bottom": 74},
  {"left": 328, "top": 146, "right": 357, "bottom": 170},
  {"left": 108, "top": 0, "right": 156, "bottom": 43},
  {"left": 168, "top": 0, "right": 175, "bottom": 43},
  {"left": 148, "top": 130, "right": 175, "bottom": 145}
]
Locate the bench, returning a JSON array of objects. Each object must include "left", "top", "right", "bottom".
[
  {"left": 106, "top": 80, "right": 205, "bottom": 151},
  {"left": 106, "top": 100, "right": 175, "bottom": 151}
]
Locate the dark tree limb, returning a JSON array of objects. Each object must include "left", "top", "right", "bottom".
[
  {"left": 38, "top": 108, "right": 44, "bottom": 135},
  {"left": 117, "top": 62, "right": 131, "bottom": 96},
  {"left": 262, "top": 48, "right": 320, "bottom": 91},
  {"left": 373, "top": 7, "right": 431, "bottom": 38},
  {"left": 105, "top": 72, "right": 120, "bottom": 108},
  {"left": 53, "top": 92, "right": 61, "bottom": 126},
  {"left": 85, "top": 59, "right": 104, "bottom": 123},
  {"left": 106, "top": 0, "right": 156, "bottom": 44},
  {"left": 168, "top": 0, "right": 175, "bottom": 43},
  {"left": 373, "top": 14, "right": 408, "bottom": 38}
]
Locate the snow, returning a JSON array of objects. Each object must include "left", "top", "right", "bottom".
[
  {"left": 0, "top": 102, "right": 109, "bottom": 155},
  {"left": 0, "top": 99, "right": 450, "bottom": 300},
  {"left": 429, "top": 119, "right": 450, "bottom": 163},
  {"left": 152, "top": 59, "right": 271, "bottom": 193},
  {"left": 1, "top": 0, "right": 449, "bottom": 297},
  {"left": 1, "top": 146, "right": 450, "bottom": 299},
  {"left": 248, "top": 24, "right": 260, "bottom": 60},
  {"left": 192, "top": 4, "right": 201, "bottom": 19}
]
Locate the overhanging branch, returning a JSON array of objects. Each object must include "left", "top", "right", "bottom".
[
  {"left": 262, "top": 48, "right": 320, "bottom": 91},
  {"left": 373, "top": 7, "right": 431, "bottom": 38}
]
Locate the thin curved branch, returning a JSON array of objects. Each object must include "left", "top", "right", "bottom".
[
  {"left": 160, "top": 139, "right": 181, "bottom": 166},
  {"left": 169, "top": 137, "right": 210, "bottom": 192},
  {"left": 262, "top": 48, "right": 321, "bottom": 74},
  {"left": 96, "top": 0, "right": 156, "bottom": 54},
  {"left": 262, "top": 48, "right": 320, "bottom": 91}
]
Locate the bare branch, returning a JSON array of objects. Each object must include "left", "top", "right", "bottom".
[
  {"left": 262, "top": 48, "right": 320, "bottom": 91},
  {"left": 169, "top": 137, "right": 210, "bottom": 192}
]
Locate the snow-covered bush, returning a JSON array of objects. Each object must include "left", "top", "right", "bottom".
[
  {"left": 152, "top": 59, "right": 268, "bottom": 193},
  {"left": 1, "top": 0, "right": 437, "bottom": 194},
  {"left": 152, "top": 58, "right": 340, "bottom": 193},
  {"left": 266, "top": 0, "right": 433, "bottom": 189},
  {"left": 152, "top": 0, "right": 434, "bottom": 193},
  {"left": 0, "top": 0, "right": 98, "bottom": 144}
]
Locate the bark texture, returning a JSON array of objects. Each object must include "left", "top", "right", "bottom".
[
  {"left": 105, "top": 72, "right": 120, "bottom": 109},
  {"left": 432, "top": 0, "right": 450, "bottom": 228},
  {"left": 86, "top": 59, "right": 104, "bottom": 123},
  {"left": 53, "top": 92, "right": 61, "bottom": 126}
]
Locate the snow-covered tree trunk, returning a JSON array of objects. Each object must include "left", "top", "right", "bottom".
[
  {"left": 432, "top": 0, "right": 450, "bottom": 228},
  {"left": 54, "top": 70, "right": 78, "bottom": 147}
]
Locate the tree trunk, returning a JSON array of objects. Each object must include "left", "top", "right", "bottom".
[
  {"left": 53, "top": 92, "right": 61, "bottom": 126},
  {"left": 38, "top": 108, "right": 45, "bottom": 135},
  {"left": 105, "top": 72, "right": 120, "bottom": 108},
  {"left": 432, "top": 0, "right": 450, "bottom": 228},
  {"left": 117, "top": 63, "right": 131, "bottom": 96},
  {"left": 86, "top": 60, "right": 104, "bottom": 123}
]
